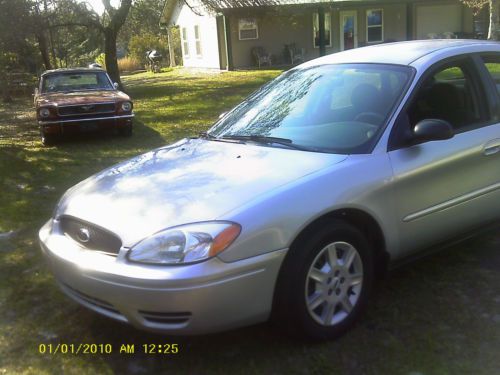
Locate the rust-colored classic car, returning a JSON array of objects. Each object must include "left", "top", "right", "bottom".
[{"left": 34, "top": 68, "right": 134, "bottom": 145}]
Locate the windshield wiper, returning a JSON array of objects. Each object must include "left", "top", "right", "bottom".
[
  {"left": 220, "top": 135, "right": 314, "bottom": 151},
  {"left": 199, "top": 131, "right": 217, "bottom": 139}
]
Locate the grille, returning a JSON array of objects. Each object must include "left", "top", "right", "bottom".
[
  {"left": 61, "top": 283, "right": 126, "bottom": 321},
  {"left": 58, "top": 103, "right": 116, "bottom": 116},
  {"left": 138, "top": 310, "right": 192, "bottom": 325},
  {"left": 62, "top": 283, "right": 120, "bottom": 315},
  {"left": 59, "top": 215, "right": 122, "bottom": 255}
]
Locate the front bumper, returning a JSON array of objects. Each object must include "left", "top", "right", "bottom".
[
  {"left": 38, "top": 114, "right": 134, "bottom": 135},
  {"left": 39, "top": 220, "right": 287, "bottom": 335}
]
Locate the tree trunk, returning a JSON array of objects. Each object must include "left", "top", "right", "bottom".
[
  {"left": 0, "top": 71, "right": 12, "bottom": 103},
  {"left": 36, "top": 32, "right": 52, "bottom": 70},
  {"left": 102, "top": 0, "right": 132, "bottom": 89},
  {"left": 488, "top": 0, "right": 499, "bottom": 40},
  {"left": 104, "top": 27, "right": 121, "bottom": 87},
  {"left": 167, "top": 27, "right": 176, "bottom": 67}
]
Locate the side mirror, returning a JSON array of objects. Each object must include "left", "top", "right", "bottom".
[
  {"left": 113, "top": 82, "right": 119, "bottom": 90},
  {"left": 412, "top": 119, "right": 454, "bottom": 143}
]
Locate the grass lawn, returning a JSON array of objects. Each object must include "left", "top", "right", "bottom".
[{"left": 0, "top": 68, "right": 499, "bottom": 375}]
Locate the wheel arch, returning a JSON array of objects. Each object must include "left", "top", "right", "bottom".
[
  {"left": 270, "top": 207, "right": 390, "bottom": 328},
  {"left": 288, "top": 208, "right": 389, "bottom": 278}
]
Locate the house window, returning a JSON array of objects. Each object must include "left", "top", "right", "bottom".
[
  {"left": 239, "top": 18, "right": 258, "bottom": 40},
  {"left": 366, "top": 9, "right": 383, "bottom": 43},
  {"left": 313, "top": 13, "right": 332, "bottom": 48},
  {"left": 181, "top": 27, "right": 189, "bottom": 58},
  {"left": 194, "top": 25, "right": 202, "bottom": 57}
]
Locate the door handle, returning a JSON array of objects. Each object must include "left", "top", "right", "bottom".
[{"left": 483, "top": 139, "right": 500, "bottom": 156}]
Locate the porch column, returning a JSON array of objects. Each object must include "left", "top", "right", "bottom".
[
  {"left": 318, "top": 7, "right": 326, "bottom": 56},
  {"left": 223, "top": 15, "right": 234, "bottom": 71},
  {"left": 166, "top": 27, "right": 177, "bottom": 67}
]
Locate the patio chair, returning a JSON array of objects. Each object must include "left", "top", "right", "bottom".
[
  {"left": 251, "top": 47, "right": 272, "bottom": 68},
  {"left": 287, "top": 43, "right": 305, "bottom": 65}
]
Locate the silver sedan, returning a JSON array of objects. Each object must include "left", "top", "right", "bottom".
[{"left": 39, "top": 40, "right": 500, "bottom": 339}]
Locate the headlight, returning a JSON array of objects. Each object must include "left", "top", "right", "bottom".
[
  {"left": 39, "top": 108, "right": 50, "bottom": 118},
  {"left": 127, "top": 222, "right": 241, "bottom": 265},
  {"left": 121, "top": 102, "right": 132, "bottom": 111}
]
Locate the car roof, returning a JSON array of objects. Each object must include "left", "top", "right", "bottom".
[
  {"left": 41, "top": 68, "right": 106, "bottom": 76},
  {"left": 300, "top": 39, "right": 500, "bottom": 68}
]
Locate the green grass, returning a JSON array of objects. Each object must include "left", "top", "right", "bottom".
[{"left": 0, "top": 68, "right": 499, "bottom": 374}]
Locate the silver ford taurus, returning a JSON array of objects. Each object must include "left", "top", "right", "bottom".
[{"left": 39, "top": 40, "right": 500, "bottom": 339}]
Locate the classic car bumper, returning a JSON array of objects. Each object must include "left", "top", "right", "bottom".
[
  {"left": 39, "top": 219, "right": 287, "bottom": 335},
  {"left": 38, "top": 114, "right": 134, "bottom": 125}
]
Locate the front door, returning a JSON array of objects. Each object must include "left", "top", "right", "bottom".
[
  {"left": 388, "top": 57, "right": 500, "bottom": 257},
  {"left": 340, "top": 11, "right": 358, "bottom": 51}
]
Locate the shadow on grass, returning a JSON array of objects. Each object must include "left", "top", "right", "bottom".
[{"left": 3, "top": 230, "right": 495, "bottom": 374}]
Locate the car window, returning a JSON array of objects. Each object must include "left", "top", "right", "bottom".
[
  {"left": 41, "top": 72, "right": 113, "bottom": 93},
  {"left": 481, "top": 55, "right": 500, "bottom": 96},
  {"left": 406, "top": 61, "right": 482, "bottom": 133},
  {"left": 210, "top": 64, "right": 412, "bottom": 154}
]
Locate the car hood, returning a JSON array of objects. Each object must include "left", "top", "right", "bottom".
[
  {"left": 57, "top": 138, "right": 348, "bottom": 246},
  {"left": 36, "top": 90, "right": 130, "bottom": 106}
]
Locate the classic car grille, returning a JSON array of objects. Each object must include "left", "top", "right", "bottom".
[
  {"left": 59, "top": 215, "right": 122, "bottom": 255},
  {"left": 58, "top": 103, "right": 116, "bottom": 116}
]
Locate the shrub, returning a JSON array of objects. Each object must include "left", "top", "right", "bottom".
[
  {"left": 128, "top": 31, "right": 182, "bottom": 67},
  {"left": 94, "top": 53, "right": 106, "bottom": 69},
  {"left": 118, "top": 56, "right": 142, "bottom": 72}
]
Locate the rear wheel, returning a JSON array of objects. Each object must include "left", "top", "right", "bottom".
[{"left": 273, "top": 220, "right": 375, "bottom": 340}]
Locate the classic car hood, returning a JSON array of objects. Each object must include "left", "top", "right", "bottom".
[
  {"left": 57, "top": 138, "right": 348, "bottom": 246},
  {"left": 36, "top": 90, "right": 130, "bottom": 106}
]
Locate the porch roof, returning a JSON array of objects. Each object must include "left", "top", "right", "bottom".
[{"left": 160, "top": 0, "right": 405, "bottom": 26}]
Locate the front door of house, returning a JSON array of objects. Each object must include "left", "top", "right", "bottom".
[{"left": 340, "top": 11, "right": 358, "bottom": 51}]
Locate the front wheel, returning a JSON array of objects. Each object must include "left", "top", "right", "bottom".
[
  {"left": 273, "top": 221, "right": 375, "bottom": 340},
  {"left": 118, "top": 123, "right": 133, "bottom": 137},
  {"left": 41, "top": 131, "right": 57, "bottom": 146}
]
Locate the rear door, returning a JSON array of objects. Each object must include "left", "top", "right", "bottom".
[{"left": 387, "top": 55, "right": 500, "bottom": 257}]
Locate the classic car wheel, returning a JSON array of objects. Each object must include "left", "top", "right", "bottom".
[
  {"left": 274, "top": 220, "right": 375, "bottom": 339},
  {"left": 118, "top": 124, "right": 133, "bottom": 137},
  {"left": 41, "top": 132, "right": 57, "bottom": 146}
]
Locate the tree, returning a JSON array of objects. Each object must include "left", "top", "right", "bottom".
[
  {"left": 100, "top": 0, "right": 133, "bottom": 86},
  {"left": 118, "top": 0, "right": 181, "bottom": 67},
  {"left": 462, "top": 0, "right": 499, "bottom": 39}
]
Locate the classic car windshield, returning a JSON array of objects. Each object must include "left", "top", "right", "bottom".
[
  {"left": 41, "top": 71, "right": 114, "bottom": 93},
  {"left": 209, "top": 64, "right": 412, "bottom": 154}
]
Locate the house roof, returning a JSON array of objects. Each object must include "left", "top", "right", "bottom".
[
  {"left": 299, "top": 39, "right": 500, "bottom": 68},
  {"left": 160, "top": 0, "right": 403, "bottom": 25}
]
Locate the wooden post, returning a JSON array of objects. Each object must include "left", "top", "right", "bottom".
[
  {"left": 318, "top": 7, "right": 326, "bottom": 56},
  {"left": 224, "top": 15, "right": 234, "bottom": 71},
  {"left": 167, "top": 27, "right": 177, "bottom": 67}
]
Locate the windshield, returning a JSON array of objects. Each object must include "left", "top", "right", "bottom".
[
  {"left": 209, "top": 64, "right": 412, "bottom": 154},
  {"left": 41, "top": 71, "right": 114, "bottom": 93}
]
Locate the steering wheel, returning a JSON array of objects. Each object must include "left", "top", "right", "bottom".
[{"left": 354, "top": 112, "right": 384, "bottom": 125}]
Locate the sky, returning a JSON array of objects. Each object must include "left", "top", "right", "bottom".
[{"left": 80, "top": 0, "right": 121, "bottom": 15}]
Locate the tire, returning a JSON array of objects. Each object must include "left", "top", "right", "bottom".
[
  {"left": 118, "top": 124, "right": 133, "bottom": 137},
  {"left": 41, "top": 131, "right": 57, "bottom": 146},
  {"left": 273, "top": 220, "right": 375, "bottom": 340}
]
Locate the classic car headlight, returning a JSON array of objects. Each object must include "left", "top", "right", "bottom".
[
  {"left": 127, "top": 222, "right": 241, "bottom": 265},
  {"left": 121, "top": 102, "right": 132, "bottom": 111},
  {"left": 39, "top": 108, "right": 50, "bottom": 118}
]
